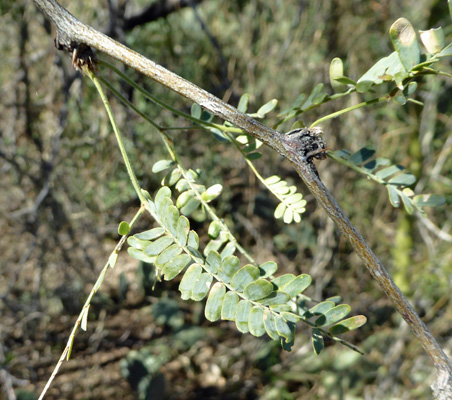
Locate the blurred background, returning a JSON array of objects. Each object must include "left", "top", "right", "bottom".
[{"left": 1, "top": 0, "right": 452, "bottom": 399}]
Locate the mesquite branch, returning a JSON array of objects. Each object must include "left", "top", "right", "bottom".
[{"left": 33, "top": 0, "right": 452, "bottom": 392}]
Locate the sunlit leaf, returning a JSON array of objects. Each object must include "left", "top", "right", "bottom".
[
  {"left": 419, "top": 27, "right": 444, "bottom": 54},
  {"left": 236, "top": 300, "right": 252, "bottom": 333},
  {"left": 329, "top": 315, "right": 367, "bottom": 335},
  {"left": 275, "top": 314, "right": 293, "bottom": 343},
  {"left": 238, "top": 93, "right": 250, "bottom": 113},
  {"left": 388, "top": 173, "right": 416, "bottom": 186},
  {"left": 162, "top": 254, "right": 191, "bottom": 280},
  {"left": 221, "top": 291, "right": 239, "bottom": 320},
  {"left": 118, "top": 221, "right": 130, "bottom": 236},
  {"left": 249, "top": 306, "right": 266, "bottom": 337},
  {"left": 263, "top": 309, "right": 279, "bottom": 340},
  {"left": 179, "top": 264, "right": 203, "bottom": 300},
  {"left": 413, "top": 194, "right": 445, "bottom": 207},
  {"left": 191, "top": 273, "right": 213, "bottom": 301},
  {"left": 144, "top": 236, "right": 174, "bottom": 256},
  {"left": 329, "top": 57, "right": 346, "bottom": 92},
  {"left": 175, "top": 216, "right": 190, "bottom": 246},
  {"left": 244, "top": 279, "right": 274, "bottom": 301},
  {"left": 315, "top": 304, "right": 351, "bottom": 327},
  {"left": 257, "top": 290, "right": 291, "bottom": 306},
  {"left": 217, "top": 255, "right": 241, "bottom": 284},
  {"left": 152, "top": 159, "right": 175, "bottom": 173},
  {"left": 257, "top": 99, "right": 278, "bottom": 117},
  {"left": 127, "top": 247, "right": 156, "bottom": 264},
  {"left": 231, "top": 265, "right": 261, "bottom": 292},
  {"left": 390, "top": 18, "right": 420, "bottom": 71},
  {"left": 375, "top": 165, "right": 404, "bottom": 179},
  {"left": 155, "top": 244, "right": 182, "bottom": 268},
  {"left": 259, "top": 261, "right": 278, "bottom": 278},
  {"left": 387, "top": 185, "right": 400, "bottom": 208},
  {"left": 135, "top": 227, "right": 165, "bottom": 240},
  {"left": 205, "top": 283, "right": 226, "bottom": 322}
]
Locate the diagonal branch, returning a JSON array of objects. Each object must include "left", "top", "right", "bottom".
[{"left": 33, "top": 0, "right": 452, "bottom": 395}]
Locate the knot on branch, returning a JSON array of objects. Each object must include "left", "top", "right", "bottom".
[
  {"left": 284, "top": 127, "right": 327, "bottom": 160},
  {"left": 54, "top": 30, "right": 97, "bottom": 72},
  {"left": 70, "top": 43, "right": 97, "bottom": 72},
  {"left": 283, "top": 127, "right": 327, "bottom": 178}
]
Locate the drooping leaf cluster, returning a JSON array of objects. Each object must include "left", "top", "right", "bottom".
[{"left": 127, "top": 186, "right": 366, "bottom": 352}]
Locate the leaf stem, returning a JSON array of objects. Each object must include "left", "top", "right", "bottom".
[
  {"left": 86, "top": 68, "right": 146, "bottom": 204},
  {"left": 310, "top": 97, "right": 385, "bottom": 127},
  {"left": 37, "top": 205, "right": 145, "bottom": 400}
]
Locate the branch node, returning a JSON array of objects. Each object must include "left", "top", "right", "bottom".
[{"left": 283, "top": 127, "right": 327, "bottom": 176}]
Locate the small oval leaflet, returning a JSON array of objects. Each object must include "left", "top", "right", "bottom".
[
  {"left": 217, "top": 255, "right": 240, "bottom": 284},
  {"left": 144, "top": 236, "right": 174, "bottom": 256},
  {"left": 118, "top": 221, "right": 130, "bottom": 236},
  {"left": 135, "top": 227, "right": 165, "bottom": 241},
  {"left": 259, "top": 261, "right": 277, "bottom": 278},
  {"left": 231, "top": 264, "right": 260, "bottom": 292},
  {"left": 243, "top": 279, "right": 274, "bottom": 301},
  {"left": 191, "top": 273, "right": 213, "bottom": 301},
  {"left": 205, "top": 250, "right": 221, "bottom": 274},
  {"left": 179, "top": 263, "right": 203, "bottom": 300},
  {"left": 155, "top": 244, "right": 182, "bottom": 268},
  {"left": 235, "top": 300, "right": 252, "bottom": 333},
  {"left": 205, "top": 283, "right": 226, "bottom": 322},
  {"left": 314, "top": 304, "right": 352, "bottom": 327},
  {"left": 162, "top": 254, "right": 191, "bottom": 281},
  {"left": 248, "top": 307, "right": 266, "bottom": 337},
  {"left": 175, "top": 215, "right": 190, "bottom": 246},
  {"left": 256, "top": 290, "right": 291, "bottom": 306},
  {"left": 329, "top": 315, "right": 367, "bottom": 335},
  {"left": 221, "top": 291, "right": 239, "bottom": 321},
  {"left": 263, "top": 309, "right": 279, "bottom": 340}
]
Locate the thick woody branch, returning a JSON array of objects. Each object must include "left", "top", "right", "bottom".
[{"left": 33, "top": 0, "right": 452, "bottom": 395}]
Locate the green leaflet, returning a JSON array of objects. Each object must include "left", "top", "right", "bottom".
[
  {"left": 243, "top": 279, "right": 274, "bottom": 301},
  {"left": 257, "top": 290, "right": 291, "bottom": 306},
  {"left": 155, "top": 244, "right": 182, "bottom": 268},
  {"left": 205, "top": 250, "right": 222, "bottom": 274},
  {"left": 263, "top": 309, "right": 279, "bottom": 340},
  {"left": 221, "top": 291, "right": 239, "bottom": 321},
  {"left": 312, "top": 328, "right": 324, "bottom": 355},
  {"left": 272, "top": 274, "right": 311, "bottom": 297},
  {"left": 329, "top": 315, "right": 367, "bottom": 335},
  {"left": 275, "top": 314, "right": 293, "bottom": 343},
  {"left": 236, "top": 300, "right": 252, "bottom": 333},
  {"left": 259, "top": 261, "right": 277, "bottom": 278},
  {"left": 144, "top": 236, "right": 174, "bottom": 256},
  {"left": 330, "top": 147, "right": 444, "bottom": 215},
  {"left": 315, "top": 304, "right": 352, "bottom": 327},
  {"left": 179, "top": 264, "right": 203, "bottom": 300},
  {"left": 205, "top": 283, "right": 226, "bottom": 321},
  {"left": 127, "top": 247, "right": 156, "bottom": 264},
  {"left": 248, "top": 307, "right": 266, "bottom": 337},
  {"left": 162, "top": 254, "right": 191, "bottom": 281},
  {"left": 230, "top": 265, "right": 261, "bottom": 292},
  {"left": 174, "top": 216, "right": 189, "bottom": 246},
  {"left": 191, "top": 273, "right": 213, "bottom": 301},
  {"left": 217, "top": 255, "right": 240, "bottom": 284},
  {"left": 135, "top": 227, "right": 165, "bottom": 240}
]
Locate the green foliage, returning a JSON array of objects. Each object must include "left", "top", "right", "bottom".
[
  {"left": 128, "top": 187, "right": 366, "bottom": 352},
  {"left": 330, "top": 146, "right": 445, "bottom": 215}
]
